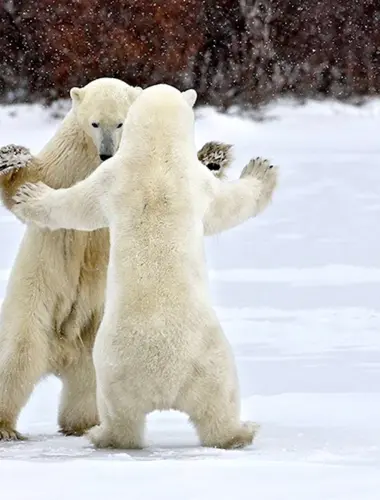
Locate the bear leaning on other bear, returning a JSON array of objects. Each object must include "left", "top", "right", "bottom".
[
  {"left": 0, "top": 77, "right": 234, "bottom": 441},
  {"left": 12, "top": 84, "right": 278, "bottom": 449}
]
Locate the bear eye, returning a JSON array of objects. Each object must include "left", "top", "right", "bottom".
[
  {"left": 91, "top": 122, "right": 99, "bottom": 128},
  {"left": 116, "top": 123, "right": 123, "bottom": 128}
]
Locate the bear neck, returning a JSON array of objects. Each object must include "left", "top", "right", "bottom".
[{"left": 38, "top": 110, "right": 100, "bottom": 189}]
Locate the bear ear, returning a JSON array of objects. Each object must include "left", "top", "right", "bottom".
[
  {"left": 182, "top": 89, "right": 197, "bottom": 108},
  {"left": 130, "top": 86, "right": 143, "bottom": 102},
  {"left": 70, "top": 87, "right": 84, "bottom": 105}
]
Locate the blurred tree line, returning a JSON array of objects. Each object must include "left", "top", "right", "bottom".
[{"left": 0, "top": 0, "right": 379, "bottom": 108}]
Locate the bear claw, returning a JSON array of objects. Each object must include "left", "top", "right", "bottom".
[
  {"left": 0, "top": 425, "right": 27, "bottom": 441},
  {"left": 240, "top": 157, "right": 277, "bottom": 180},
  {"left": 59, "top": 427, "right": 89, "bottom": 437}
]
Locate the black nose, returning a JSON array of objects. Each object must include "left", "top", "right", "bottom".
[{"left": 100, "top": 154, "right": 112, "bottom": 162}]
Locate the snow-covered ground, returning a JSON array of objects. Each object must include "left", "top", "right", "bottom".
[{"left": 1, "top": 99, "right": 380, "bottom": 499}]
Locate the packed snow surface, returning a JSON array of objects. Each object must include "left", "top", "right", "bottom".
[{"left": 0, "top": 99, "right": 379, "bottom": 499}]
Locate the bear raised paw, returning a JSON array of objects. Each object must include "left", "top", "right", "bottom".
[
  {"left": 240, "top": 156, "right": 275, "bottom": 179},
  {"left": 13, "top": 181, "right": 54, "bottom": 229},
  {"left": 240, "top": 157, "right": 277, "bottom": 211},
  {"left": 197, "top": 141, "right": 233, "bottom": 178},
  {"left": 0, "top": 145, "right": 33, "bottom": 176}
]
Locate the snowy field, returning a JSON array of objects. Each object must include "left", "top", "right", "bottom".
[{"left": 1, "top": 99, "right": 380, "bottom": 499}]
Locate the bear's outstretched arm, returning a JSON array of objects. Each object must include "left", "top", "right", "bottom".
[
  {"left": 12, "top": 164, "right": 113, "bottom": 231},
  {"left": 0, "top": 141, "right": 233, "bottom": 214},
  {"left": 203, "top": 157, "right": 278, "bottom": 236}
]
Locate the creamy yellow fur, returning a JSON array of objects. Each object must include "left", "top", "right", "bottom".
[{"left": 0, "top": 78, "right": 141, "bottom": 439}]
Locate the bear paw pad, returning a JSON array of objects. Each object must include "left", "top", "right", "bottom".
[{"left": 198, "top": 141, "right": 234, "bottom": 178}]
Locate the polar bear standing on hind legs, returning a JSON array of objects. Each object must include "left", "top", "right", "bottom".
[
  {"left": 13, "top": 84, "right": 278, "bottom": 449},
  {"left": 0, "top": 77, "right": 233, "bottom": 441}
]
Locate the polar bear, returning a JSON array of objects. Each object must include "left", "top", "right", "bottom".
[
  {"left": 12, "top": 84, "right": 278, "bottom": 449},
  {"left": 0, "top": 77, "right": 233, "bottom": 441}
]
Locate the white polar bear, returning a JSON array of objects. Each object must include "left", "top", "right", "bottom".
[
  {"left": 12, "top": 84, "right": 278, "bottom": 449},
  {"left": 0, "top": 77, "right": 233, "bottom": 441}
]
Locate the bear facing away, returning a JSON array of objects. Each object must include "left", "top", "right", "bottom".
[
  {"left": 12, "top": 84, "right": 278, "bottom": 449},
  {"left": 0, "top": 77, "right": 233, "bottom": 441}
]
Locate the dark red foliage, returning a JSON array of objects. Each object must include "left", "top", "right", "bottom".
[
  {"left": 1, "top": 0, "right": 379, "bottom": 108},
  {"left": 0, "top": 0, "right": 204, "bottom": 101}
]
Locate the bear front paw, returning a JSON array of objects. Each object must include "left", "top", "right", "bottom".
[
  {"left": 198, "top": 141, "right": 234, "bottom": 178},
  {"left": 0, "top": 144, "right": 33, "bottom": 176},
  {"left": 13, "top": 181, "right": 49, "bottom": 204},
  {"left": 12, "top": 182, "right": 52, "bottom": 225},
  {"left": 240, "top": 157, "right": 278, "bottom": 190},
  {"left": 240, "top": 157, "right": 273, "bottom": 178}
]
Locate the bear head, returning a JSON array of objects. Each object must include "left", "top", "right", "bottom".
[
  {"left": 119, "top": 84, "right": 197, "bottom": 152},
  {"left": 70, "top": 78, "right": 142, "bottom": 162}
]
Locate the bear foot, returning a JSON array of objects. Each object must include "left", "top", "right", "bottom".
[
  {"left": 222, "top": 421, "right": 259, "bottom": 449},
  {"left": 59, "top": 415, "right": 99, "bottom": 437},
  {"left": 0, "top": 144, "right": 33, "bottom": 176},
  {"left": 198, "top": 141, "right": 234, "bottom": 178},
  {"left": 203, "top": 421, "right": 259, "bottom": 450},
  {"left": 0, "top": 423, "right": 27, "bottom": 441},
  {"left": 87, "top": 424, "right": 144, "bottom": 450},
  {"left": 59, "top": 425, "right": 93, "bottom": 437}
]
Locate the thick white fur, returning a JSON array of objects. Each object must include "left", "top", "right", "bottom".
[{"left": 13, "top": 84, "right": 278, "bottom": 449}]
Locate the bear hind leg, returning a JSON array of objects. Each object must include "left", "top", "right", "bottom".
[
  {"left": 87, "top": 407, "right": 145, "bottom": 450},
  {"left": 87, "top": 415, "right": 145, "bottom": 450},
  {"left": 58, "top": 349, "right": 99, "bottom": 436},
  {"left": 188, "top": 392, "right": 258, "bottom": 450},
  {"left": 0, "top": 321, "right": 49, "bottom": 440},
  {"left": 87, "top": 383, "right": 146, "bottom": 449},
  {"left": 176, "top": 345, "right": 258, "bottom": 449}
]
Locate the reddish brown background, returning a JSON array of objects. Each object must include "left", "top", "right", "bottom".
[{"left": 1, "top": 0, "right": 379, "bottom": 108}]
